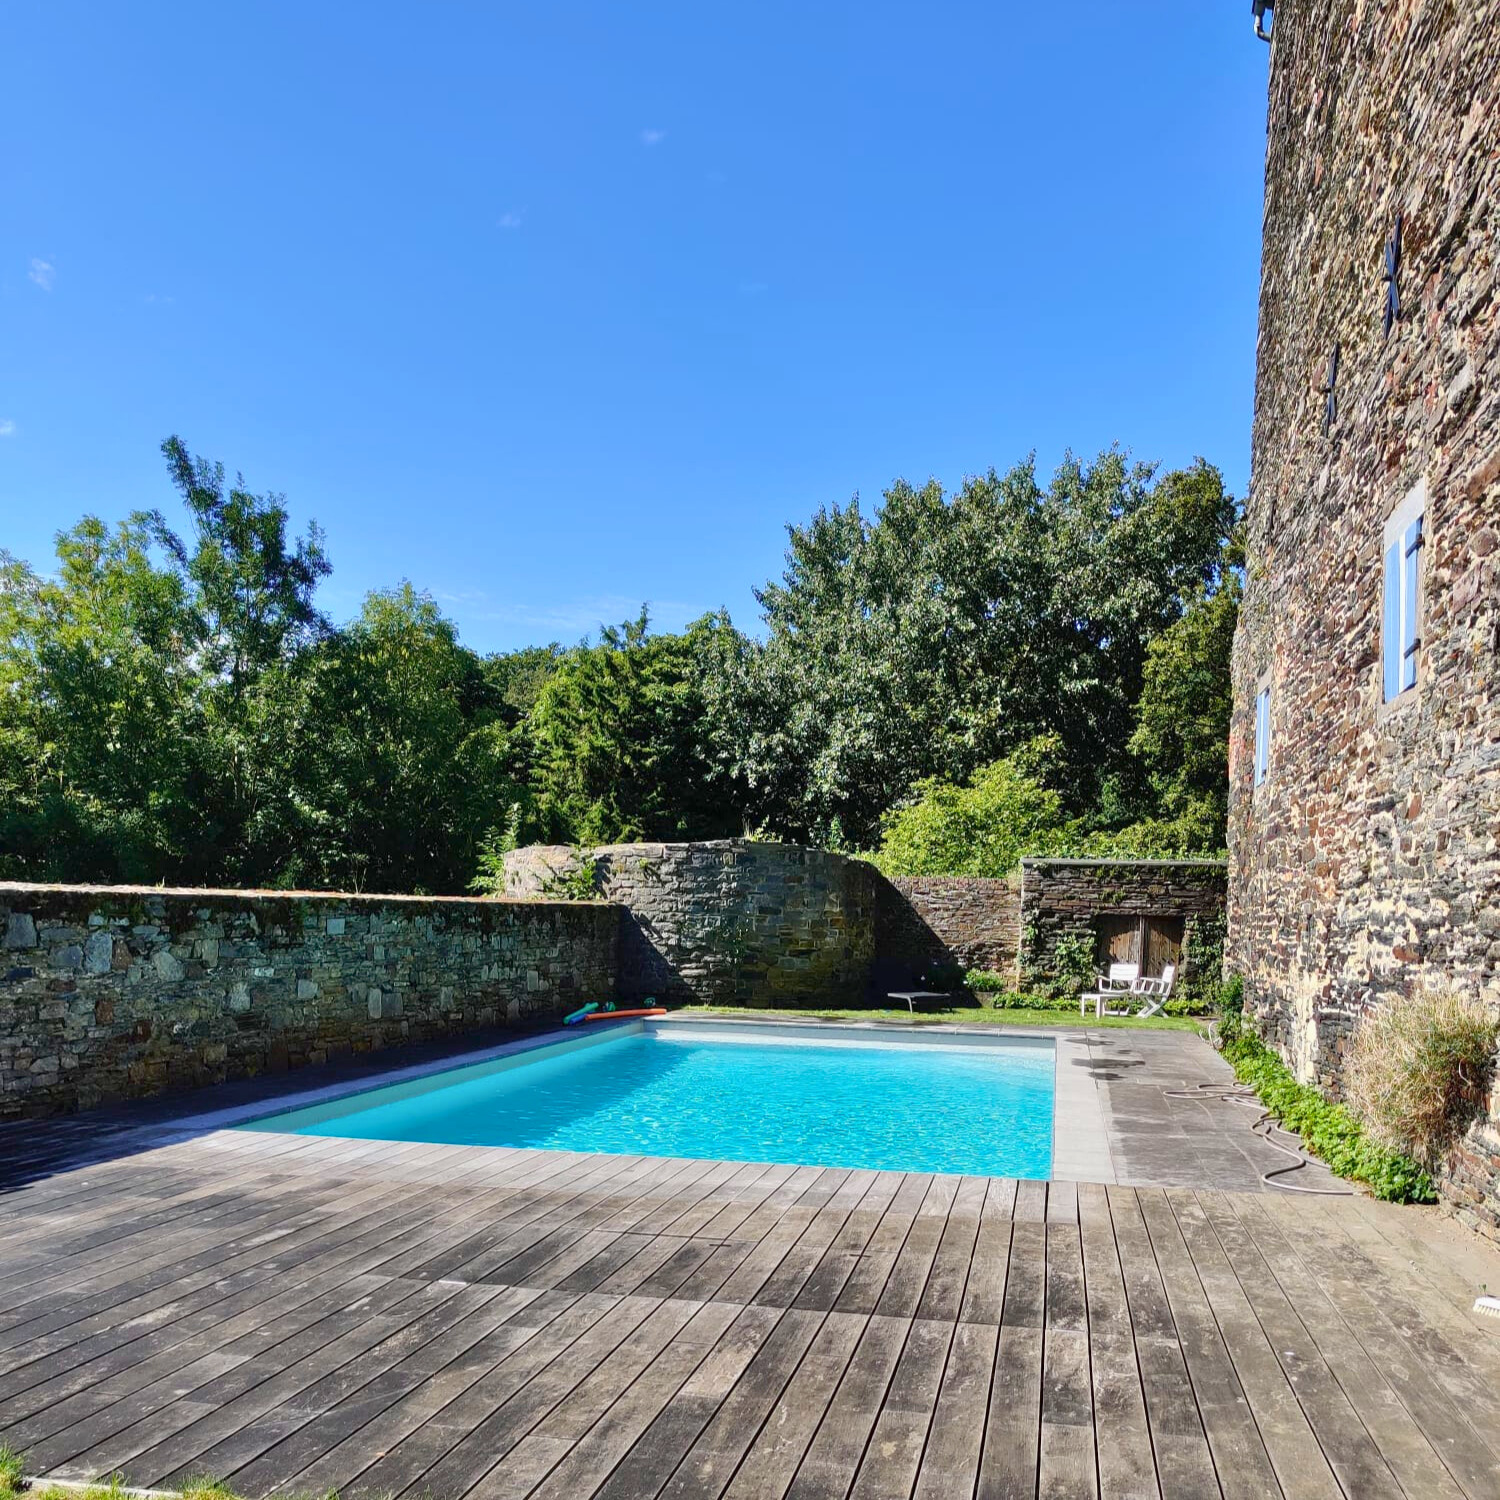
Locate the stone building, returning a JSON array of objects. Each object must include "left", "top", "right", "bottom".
[{"left": 1228, "top": 2, "right": 1500, "bottom": 1232}]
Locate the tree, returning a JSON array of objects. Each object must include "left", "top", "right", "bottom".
[
  {"left": 708, "top": 452, "right": 1239, "bottom": 848},
  {"left": 276, "top": 585, "right": 527, "bottom": 893},
  {"left": 528, "top": 609, "right": 744, "bottom": 844},
  {"left": 150, "top": 436, "right": 331, "bottom": 695},
  {"left": 133, "top": 437, "right": 337, "bottom": 881},
  {"left": 1116, "top": 573, "right": 1241, "bottom": 853},
  {"left": 0, "top": 522, "right": 205, "bottom": 880},
  {"left": 872, "top": 742, "right": 1072, "bottom": 877}
]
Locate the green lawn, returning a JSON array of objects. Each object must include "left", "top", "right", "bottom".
[
  {"left": 672, "top": 1004, "right": 1204, "bottom": 1032},
  {"left": 0, "top": 1451, "right": 241, "bottom": 1500}
]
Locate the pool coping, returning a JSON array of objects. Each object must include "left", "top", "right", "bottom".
[{"left": 164, "top": 1014, "right": 1115, "bottom": 1184}]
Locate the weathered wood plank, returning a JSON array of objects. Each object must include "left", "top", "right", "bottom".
[
  {"left": 656, "top": 1307, "right": 827, "bottom": 1500},
  {"left": 847, "top": 1315, "right": 953, "bottom": 1500},
  {"left": 784, "top": 1313, "right": 911, "bottom": 1500},
  {"left": 911, "top": 1321, "right": 997, "bottom": 1500},
  {"left": 977, "top": 1217, "right": 1045, "bottom": 1500},
  {"left": 1257, "top": 1193, "right": 1500, "bottom": 1500},
  {"left": 1133, "top": 1189, "right": 1295, "bottom": 1500},
  {"left": 720, "top": 1311, "right": 867, "bottom": 1499},
  {"left": 1206, "top": 1191, "right": 1468, "bottom": 1500},
  {"left": 1076, "top": 1183, "right": 1158, "bottom": 1500},
  {"left": 522, "top": 1300, "right": 744, "bottom": 1500},
  {"left": 586, "top": 1304, "right": 787, "bottom": 1500},
  {"left": 1040, "top": 1217, "right": 1096, "bottom": 1499}
]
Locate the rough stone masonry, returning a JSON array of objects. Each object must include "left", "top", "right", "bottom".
[
  {"left": 1228, "top": 2, "right": 1500, "bottom": 1235},
  {"left": 0, "top": 884, "right": 618, "bottom": 1118}
]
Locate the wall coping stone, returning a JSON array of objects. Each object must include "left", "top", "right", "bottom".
[
  {"left": 0, "top": 880, "right": 617, "bottom": 910},
  {"left": 1020, "top": 858, "right": 1228, "bottom": 870}
]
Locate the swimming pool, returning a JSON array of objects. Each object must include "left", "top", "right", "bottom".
[{"left": 241, "top": 1024, "right": 1056, "bottom": 1179}]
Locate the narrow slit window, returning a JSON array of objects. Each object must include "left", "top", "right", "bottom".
[
  {"left": 1401, "top": 516, "right": 1422, "bottom": 692},
  {"left": 1254, "top": 685, "right": 1270, "bottom": 788},
  {"left": 1383, "top": 490, "right": 1425, "bottom": 703}
]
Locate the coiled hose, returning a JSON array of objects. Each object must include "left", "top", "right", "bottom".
[{"left": 1162, "top": 1081, "right": 1353, "bottom": 1195}]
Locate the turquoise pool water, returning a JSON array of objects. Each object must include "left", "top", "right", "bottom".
[{"left": 241, "top": 1029, "right": 1055, "bottom": 1179}]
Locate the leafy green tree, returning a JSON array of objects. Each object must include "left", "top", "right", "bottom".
[
  {"left": 1114, "top": 573, "right": 1240, "bottom": 853},
  {"left": 149, "top": 436, "right": 332, "bottom": 694},
  {"left": 872, "top": 742, "right": 1072, "bottom": 877},
  {"left": 528, "top": 608, "right": 744, "bottom": 844},
  {"left": 708, "top": 451, "right": 1238, "bottom": 847},
  {"left": 275, "top": 585, "right": 527, "bottom": 892},
  {"left": 0, "top": 521, "right": 205, "bottom": 880},
  {"left": 133, "top": 437, "right": 335, "bottom": 880},
  {"left": 482, "top": 644, "right": 564, "bottom": 726}
]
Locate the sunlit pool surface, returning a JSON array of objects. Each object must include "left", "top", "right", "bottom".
[{"left": 241, "top": 1028, "right": 1055, "bottom": 1179}]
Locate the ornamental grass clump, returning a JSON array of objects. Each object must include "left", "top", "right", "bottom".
[{"left": 1345, "top": 988, "right": 1499, "bottom": 1168}]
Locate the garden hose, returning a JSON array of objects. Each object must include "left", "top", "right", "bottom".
[{"left": 1162, "top": 1081, "right": 1354, "bottom": 1196}]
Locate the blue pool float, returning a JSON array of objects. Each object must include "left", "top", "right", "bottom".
[{"left": 564, "top": 1002, "right": 600, "bottom": 1025}]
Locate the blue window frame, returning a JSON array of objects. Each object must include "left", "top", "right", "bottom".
[
  {"left": 1383, "top": 512, "right": 1423, "bottom": 702},
  {"left": 1254, "top": 685, "right": 1270, "bottom": 788}
]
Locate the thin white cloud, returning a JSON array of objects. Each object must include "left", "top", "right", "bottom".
[
  {"left": 0, "top": 420, "right": 14, "bottom": 438},
  {"left": 497, "top": 210, "right": 525, "bottom": 230},
  {"left": 447, "top": 591, "right": 708, "bottom": 640},
  {"left": 28, "top": 258, "right": 54, "bottom": 291},
  {"left": 142, "top": 292, "right": 175, "bottom": 305},
  {"left": 640, "top": 128, "right": 667, "bottom": 147}
]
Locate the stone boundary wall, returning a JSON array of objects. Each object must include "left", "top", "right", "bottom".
[
  {"left": 505, "top": 842, "right": 879, "bottom": 1007},
  {"left": 1019, "top": 859, "right": 1228, "bottom": 997},
  {"left": 874, "top": 876, "right": 1021, "bottom": 981},
  {"left": 0, "top": 883, "right": 619, "bottom": 1119}
]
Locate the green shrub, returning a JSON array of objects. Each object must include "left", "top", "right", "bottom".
[
  {"left": 1051, "top": 932, "right": 1096, "bottom": 994},
  {"left": 872, "top": 743, "right": 1072, "bottom": 877},
  {"left": 538, "top": 846, "right": 602, "bottom": 901},
  {"left": 1345, "top": 988, "right": 1498, "bottom": 1166},
  {"left": 1220, "top": 1031, "right": 1435, "bottom": 1203},
  {"left": 962, "top": 977, "right": 1065, "bottom": 1011},
  {"left": 963, "top": 968, "right": 1012, "bottom": 994},
  {"left": 1214, "top": 973, "right": 1245, "bottom": 1042}
]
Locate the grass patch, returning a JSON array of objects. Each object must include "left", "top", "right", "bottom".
[
  {"left": 1345, "top": 987, "right": 1498, "bottom": 1166},
  {"left": 673, "top": 1004, "right": 1202, "bottom": 1032},
  {"left": 1220, "top": 1031, "right": 1436, "bottom": 1203},
  {"left": 0, "top": 1449, "right": 242, "bottom": 1500},
  {"left": 964, "top": 971, "right": 1202, "bottom": 1018}
]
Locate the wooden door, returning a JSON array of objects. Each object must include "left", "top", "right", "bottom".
[
  {"left": 1096, "top": 916, "right": 1141, "bottom": 969},
  {"left": 1143, "top": 916, "right": 1183, "bottom": 978}
]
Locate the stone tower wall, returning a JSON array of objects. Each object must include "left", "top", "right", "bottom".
[{"left": 1228, "top": 2, "right": 1500, "bottom": 1234}]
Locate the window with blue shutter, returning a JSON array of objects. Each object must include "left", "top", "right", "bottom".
[
  {"left": 1382, "top": 484, "right": 1426, "bottom": 703},
  {"left": 1254, "top": 685, "right": 1270, "bottom": 788}
]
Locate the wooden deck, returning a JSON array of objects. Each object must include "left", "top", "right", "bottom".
[{"left": 2, "top": 1126, "right": 1499, "bottom": 1499}]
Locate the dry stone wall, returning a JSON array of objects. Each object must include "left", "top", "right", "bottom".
[
  {"left": 1020, "top": 860, "right": 1227, "bottom": 998},
  {"left": 1228, "top": 3, "right": 1500, "bottom": 1235},
  {"left": 874, "top": 876, "right": 1021, "bottom": 980},
  {"left": 504, "top": 842, "right": 880, "bottom": 1007},
  {"left": 0, "top": 883, "right": 618, "bottom": 1118}
]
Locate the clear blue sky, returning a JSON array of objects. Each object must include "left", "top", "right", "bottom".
[{"left": 1, "top": 2, "right": 1271, "bottom": 653}]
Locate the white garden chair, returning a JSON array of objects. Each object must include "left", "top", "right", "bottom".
[
  {"left": 1080, "top": 962, "right": 1138, "bottom": 1017},
  {"left": 1092, "top": 962, "right": 1178, "bottom": 1019}
]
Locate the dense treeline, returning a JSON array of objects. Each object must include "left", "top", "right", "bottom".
[{"left": 0, "top": 439, "right": 1239, "bottom": 893}]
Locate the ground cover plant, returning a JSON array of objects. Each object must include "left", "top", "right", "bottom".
[
  {"left": 1217, "top": 1027, "right": 1436, "bottom": 1203},
  {"left": 964, "top": 969, "right": 1205, "bottom": 1018}
]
